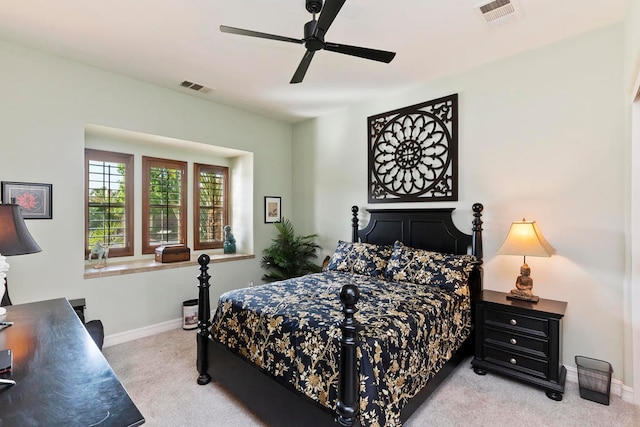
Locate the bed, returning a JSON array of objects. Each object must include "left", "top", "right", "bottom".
[{"left": 196, "top": 204, "right": 484, "bottom": 426}]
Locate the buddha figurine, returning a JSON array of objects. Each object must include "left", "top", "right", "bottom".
[{"left": 510, "top": 264, "right": 536, "bottom": 300}]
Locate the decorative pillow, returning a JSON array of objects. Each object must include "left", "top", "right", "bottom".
[
  {"left": 325, "top": 241, "right": 392, "bottom": 277},
  {"left": 385, "top": 241, "right": 477, "bottom": 291}
]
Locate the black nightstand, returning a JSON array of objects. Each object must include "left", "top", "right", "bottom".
[{"left": 471, "top": 290, "right": 567, "bottom": 400}]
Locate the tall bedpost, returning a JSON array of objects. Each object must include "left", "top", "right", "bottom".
[
  {"left": 336, "top": 284, "right": 360, "bottom": 426},
  {"left": 351, "top": 206, "right": 360, "bottom": 243},
  {"left": 196, "top": 254, "right": 212, "bottom": 385},
  {"left": 470, "top": 203, "right": 484, "bottom": 301},
  {"left": 472, "top": 203, "right": 484, "bottom": 263}
]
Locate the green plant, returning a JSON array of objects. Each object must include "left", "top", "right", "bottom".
[{"left": 260, "top": 218, "right": 322, "bottom": 282}]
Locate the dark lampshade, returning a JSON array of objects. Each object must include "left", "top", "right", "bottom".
[{"left": 0, "top": 204, "right": 42, "bottom": 256}]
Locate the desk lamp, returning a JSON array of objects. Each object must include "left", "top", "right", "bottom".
[
  {"left": 497, "top": 218, "right": 555, "bottom": 303},
  {"left": 0, "top": 204, "right": 42, "bottom": 315}
]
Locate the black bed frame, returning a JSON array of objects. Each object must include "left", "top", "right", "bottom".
[{"left": 196, "top": 203, "right": 484, "bottom": 426}]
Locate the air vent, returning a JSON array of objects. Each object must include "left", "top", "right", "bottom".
[
  {"left": 476, "top": 0, "right": 517, "bottom": 26},
  {"left": 179, "top": 80, "right": 213, "bottom": 93}
]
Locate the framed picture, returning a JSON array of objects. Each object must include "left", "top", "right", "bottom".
[
  {"left": 1, "top": 181, "right": 53, "bottom": 219},
  {"left": 264, "top": 196, "right": 281, "bottom": 223}
]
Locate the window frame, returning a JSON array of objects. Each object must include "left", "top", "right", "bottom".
[
  {"left": 142, "top": 156, "right": 187, "bottom": 254},
  {"left": 193, "top": 163, "right": 229, "bottom": 250},
  {"left": 85, "top": 149, "right": 134, "bottom": 258}
]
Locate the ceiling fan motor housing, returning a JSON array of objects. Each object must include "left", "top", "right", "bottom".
[
  {"left": 306, "top": 0, "right": 323, "bottom": 14},
  {"left": 304, "top": 20, "right": 324, "bottom": 50}
]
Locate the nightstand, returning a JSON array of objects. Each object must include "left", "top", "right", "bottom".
[{"left": 471, "top": 289, "right": 567, "bottom": 401}]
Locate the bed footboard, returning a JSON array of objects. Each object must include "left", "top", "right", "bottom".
[{"left": 195, "top": 252, "right": 361, "bottom": 425}]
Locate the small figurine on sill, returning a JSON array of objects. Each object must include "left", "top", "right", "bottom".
[
  {"left": 223, "top": 225, "right": 236, "bottom": 254},
  {"left": 88, "top": 241, "right": 109, "bottom": 268}
]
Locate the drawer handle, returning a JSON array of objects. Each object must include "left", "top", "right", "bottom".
[
  {"left": 510, "top": 319, "right": 517, "bottom": 326},
  {"left": 510, "top": 338, "right": 517, "bottom": 345},
  {"left": 510, "top": 358, "right": 517, "bottom": 365}
]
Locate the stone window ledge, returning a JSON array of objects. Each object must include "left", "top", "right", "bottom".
[{"left": 84, "top": 253, "right": 255, "bottom": 279}]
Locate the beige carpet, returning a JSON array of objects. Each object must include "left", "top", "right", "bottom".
[{"left": 103, "top": 328, "right": 640, "bottom": 427}]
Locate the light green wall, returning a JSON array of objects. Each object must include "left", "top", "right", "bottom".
[
  {"left": 293, "top": 24, "right": 629, "bottom": 387},
  {"left": 0, "top": 39, "right": 293, "bottom": 335}
]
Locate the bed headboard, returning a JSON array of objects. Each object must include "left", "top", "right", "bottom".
[{"left": 351, "top": 203, "right": 484, "bottom": 298}]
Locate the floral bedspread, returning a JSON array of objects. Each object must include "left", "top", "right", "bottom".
[{"left": 210, "top": 271, "right": 472, "bottom": 427}]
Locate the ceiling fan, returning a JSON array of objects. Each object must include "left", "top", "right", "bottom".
[{"left": 220, "top": 0, "right": 396, "bottom": 84}]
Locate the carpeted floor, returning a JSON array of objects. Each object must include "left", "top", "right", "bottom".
[{"left": 103, "top": 328, "right": 640, "bottom": 427}]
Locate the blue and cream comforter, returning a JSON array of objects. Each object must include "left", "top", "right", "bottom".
[{"left": 210, "top": 270, "right": 472, "bottom": 426}]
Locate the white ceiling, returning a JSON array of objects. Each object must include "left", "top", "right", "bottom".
[{"left": 0, "top": 0, "right": 629, "bottom": 123}]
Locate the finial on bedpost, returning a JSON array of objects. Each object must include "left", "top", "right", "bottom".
[
  {"left": 196, "top": 254, "right": 212, "bottom": 385},
  {"left": 351, "top": 206, "right": 359, "bottom": 243},
  {"left": 336, "top": 284, "right": 360, "bottom": 426}
]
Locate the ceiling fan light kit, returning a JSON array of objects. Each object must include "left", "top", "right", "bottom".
[{"left": 220, "top": 0, "right": 396, "bottom": 84}]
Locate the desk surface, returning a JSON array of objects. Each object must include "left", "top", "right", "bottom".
[{"left": 0, "top": 298, "right": 144, "bottom": 426}]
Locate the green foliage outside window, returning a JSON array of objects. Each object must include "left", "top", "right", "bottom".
[
  {"left": 87, "top": 161, "right": 127, "bottom": 249},
  {"left": 148, "top": 166, "right": 183, "bottom": 245}
]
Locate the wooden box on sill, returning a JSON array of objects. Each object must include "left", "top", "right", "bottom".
[{"left": 155, "top": 245, "right": 191, "bottom": 263}]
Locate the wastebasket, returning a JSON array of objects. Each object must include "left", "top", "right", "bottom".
[
  {"left": 575, "top": 355, "right": 613, "bottom": 405},
  {"left": 182, "top": 299, "right": 198, "bottom": 330}
]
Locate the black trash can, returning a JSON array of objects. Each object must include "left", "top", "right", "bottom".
[
  {"left": 182, "top": 299, "right": 198, "bottom": 330},
  {"left": 575, "top": 355, "right": 613, "bottom": 405}
]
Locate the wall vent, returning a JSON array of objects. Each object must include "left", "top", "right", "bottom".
[
  {"left": 476, "top": 0, "right": 517, "bottom": 26},
  {"left": 179, "top": 80, "right": 213, "bottom": 93}
]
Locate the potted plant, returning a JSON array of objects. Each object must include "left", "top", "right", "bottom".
[{"left": 260, "top": 218, "right": 322, "bottom": 282}]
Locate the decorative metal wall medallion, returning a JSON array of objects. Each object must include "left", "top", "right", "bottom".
[{"left": 368, "top": 94, "right": 458, "bottom": 203}]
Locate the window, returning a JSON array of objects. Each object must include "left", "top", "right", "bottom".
[
  {"left": 194, "top": 163, "right": 229, "bottom": 250},
  {"left": 142, "top": 157, "right": 187, "bottom": 254},
  {"left": 85, "top": 149, "right": 133, "bottom": 257}
]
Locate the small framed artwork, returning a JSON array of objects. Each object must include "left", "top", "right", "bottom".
[
  {"left": 264, "top": 196, "right": 281, "bottom": 223},
  {"left": 1, "top": 181, "right": 53, "bottom": 219}
]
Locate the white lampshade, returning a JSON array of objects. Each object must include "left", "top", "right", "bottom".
[{"left": 497, "top": 219, "right": 555, "bottom": 258}]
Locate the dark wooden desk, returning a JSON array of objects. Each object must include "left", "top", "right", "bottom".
[{"left": 0, "top": 298, "right": 144, "bottom": 426}]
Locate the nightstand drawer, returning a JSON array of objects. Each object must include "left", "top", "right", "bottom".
[
  {"left": 484, "top": 327, "right": 548, "bottom": 358},
  {"left": 484, "top": 345, "right": 548, "bottom": 379},
  {"left": 484, "top": 307, "right": 548, "bottom": 337}
]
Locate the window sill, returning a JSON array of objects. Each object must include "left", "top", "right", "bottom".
[{"left": 84, "top": 253, "right": 255, "bottom": 279}]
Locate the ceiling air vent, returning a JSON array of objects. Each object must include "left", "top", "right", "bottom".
[
  {"left": 179, "top": 80, "right": 213, "bottom": 94},
  {"left": 476, "top": 0, "right": 517, "bottom": 26}
]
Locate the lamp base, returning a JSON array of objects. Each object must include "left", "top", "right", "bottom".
[{"left": 507, "top": 292, "right": 539, "bottom": 303}]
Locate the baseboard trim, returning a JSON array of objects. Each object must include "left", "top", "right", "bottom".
[
  {"left": 103, "top": 318, "right": 183, "bottom": 348},
  {"left": 565, "top": 365, "right": 634, "bottom": 403}
]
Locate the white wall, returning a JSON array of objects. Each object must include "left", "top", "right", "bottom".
[
  {"left": 625, "top": 0, "right": 640, "bottom": 404},
  {"left": 293, "top": 24, "right": 628, "bottom": 386},
  {"left": 0, "top": 40, "right": 293, "bottom": 335}
]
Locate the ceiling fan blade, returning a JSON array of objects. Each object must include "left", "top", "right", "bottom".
[
  {"left": 220, "top": 25, "right": 304, "bottom": 44},
  {"left": 314, "top": 0, "right": 346, "bottom": 40},
  {"left": 324, "top": 42, "right": 396, "bottom": 63},
  {"left": 290, "top": 50, "right": 316, "bottom": 84}
]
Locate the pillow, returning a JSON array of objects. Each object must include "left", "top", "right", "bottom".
[
  {"left": 385, "top": 241, "right": 477, "bottom": 291},
  {"left": 325, "top": 240, "right": 392, "bottom": 277}
]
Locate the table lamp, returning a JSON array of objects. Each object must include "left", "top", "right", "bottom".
[
  {"left": 497, "top": 218, "right": 555, "bottom": 303},
  {"left": 0, "top": 204, "right": 42, "bottom": 315}
]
